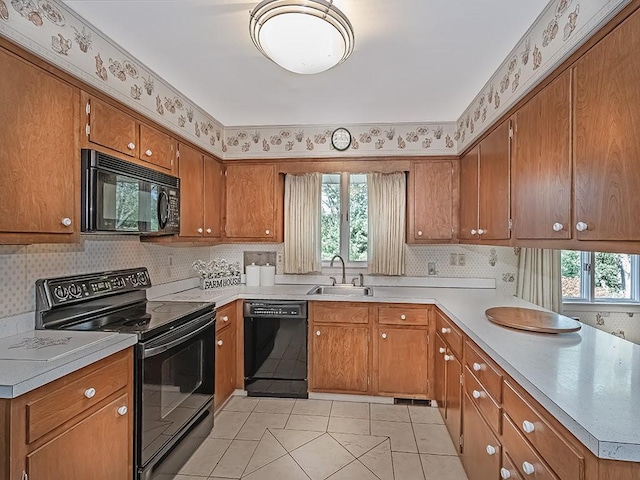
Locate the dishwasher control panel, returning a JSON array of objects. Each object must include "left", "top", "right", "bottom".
[{"left": 243, "top": 300, "right": 308, "bottom": 319}]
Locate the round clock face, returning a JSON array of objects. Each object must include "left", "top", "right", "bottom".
[{"left": 332, "top": 128, "right": 352, "bottom": 151}]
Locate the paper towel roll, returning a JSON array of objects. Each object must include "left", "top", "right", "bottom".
[
  {"left": 260, "top": 264, "right": 275, "bottom": 287},
  {"left": 245, "top": 264, "right": 261, "bottom": 287}
]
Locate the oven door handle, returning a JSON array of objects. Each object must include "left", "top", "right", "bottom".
[{"left": 142, "top": 317, "right": 215, "bottom": 358}]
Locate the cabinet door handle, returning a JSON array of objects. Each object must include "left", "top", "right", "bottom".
[
  {"left": 470, "top": 229, "right": 477, "bottom": 235},
  {"left": 145, "top": 149, "right": 153, "bottom": 157},
  {"left": 206, "top": 228, "right": 212, "bottom": 234},
  {"left": 486, "top": 445, "right": 496, "bottom": 456},
  {"left": 222, "top": 315, "right": 229, "bottom": 322},
  {"left": 316, "top": 330, "right": 321, "bottom": 336},
  {"left": 522, "top": 420, "right": 535, "bottom": 433},
  {"left": 472, "top": 390, "right": 482, "bottom": 399},
  {"left": 117, "top": 405, "right": 128, "bottom": 416},
  {"left": 522, "top": 462, "right": 535, "bottom": 475},
  {"left": 500, "top": 468, "right": 512, "bottom": 479},
  {"left": 127, "top": 142, "right": 136, "bottom": 150},
  {"left": 265, "top": 229, "right": 270, "bottom": 235},
  {"left": 217, "top": 340, "right": 223, "bottom": 346},
  {"left": 473, "top": 362, "right": 482, "bottom": 371},
  {"left": 61, "top": 217, "right": 72, "bottom": 227},
  {"left": 381, "top": 333, "right": 387, "bottom": 339},
  {"left": 84, "top": 387, "right": 96, "bottom": 399},
  {"left": 441, "top": 327, "right": 451, "bottom": 334},
  {"left": 417, "top": 230, "right": 423, "bottom": 236},
  {"left": 439, "top": 347, "right": 446, "bottom": 354},
  {"left": 552, "top": 222, "right": 564, "bottom": 232},
  {"left": 197, "top": 227, "right": 203, "bottom": 234},
  {"left": 444, "top": 354, "right": 453, "bottom": 362},
  {"left": 477, "top": 228, "right": 485, "bottom": 235},
  {"left": 576, "top": 221, "right": 588, "bottom": 232}
]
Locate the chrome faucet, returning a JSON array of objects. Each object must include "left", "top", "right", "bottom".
[{"left": 330, "top": 255, "right": 347, "bottom": 285}]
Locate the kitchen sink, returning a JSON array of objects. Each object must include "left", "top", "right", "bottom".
[{"left": 307, "top": 285, "right": 374, "bottom": 296}]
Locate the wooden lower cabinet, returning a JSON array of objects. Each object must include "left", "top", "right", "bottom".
[
  {"left": 434, "top": 334, "right": 447, "bottom": 416},
  {"left": 376, "top": 327, "right": 428, "bottom": 397},
  {"left": 461, "top": 392, "right": 501, "bottom": 480},
  {"left": 310, "top": 324, "right": 370, "bottom": 393},
  {"left": 445, "top": 350, "right": 463, "bottom": 453},
  {"left": 0, "top": 348, "right": 133, "bottom": 480},
  {"left": 26, "top": 393, "right": 131, "bottom": 479},
  {"left": 215, "top": 324, "right": 236, "bottom": 409}
]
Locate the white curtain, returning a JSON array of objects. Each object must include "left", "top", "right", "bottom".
[
  {"left": 284, "top": 173, "right": 322, "bottom": 274},
  {"left": 367, "top": 172, "right": 406, "bottom": 276},
  {"left": 515, "top": 248, "right": 562, "bottom": 312}
]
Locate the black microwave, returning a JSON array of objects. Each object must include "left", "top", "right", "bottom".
[{"left": 81, "top": 149, "right": 180, "bottom": 235}]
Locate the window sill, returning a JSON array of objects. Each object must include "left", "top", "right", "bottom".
[{"left": 562, "top": 301, "right": 640, "bottom": 313}]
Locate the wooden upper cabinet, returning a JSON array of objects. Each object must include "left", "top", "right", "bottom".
[
  {"left": 513, "top": 71, "right": 572, "bottom": 240},
  {"left": 574, "top": 8, "right": 640, "bottom": 241},
  {"left": 204, "top": 156, "right": 223, "bottom": 239},
  {"left": 139, "top": 123, "right": 175, "bottom": 173},
  {"left": 409, "top": 161, "right": 454, "bottom": 242},
  {"left": 0, "top": 47, "right": 79, "bottom": 240},
  {"left": 478, "top": 120, "right": 511, "bottom": 241},
  {"left": 86, "top": 95, "right": 137, "bottom": 157},
  {"left": 225, "top": 164, "right": 281, "bottom": 240},
  {"left": 458, "top": 146, "right": 479, "bottom": 240},
  {"left": 178, "top": 143, "right": 205, "bottom": 238}
]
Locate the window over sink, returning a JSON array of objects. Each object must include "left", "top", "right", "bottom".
[{"left": 321, "top": 173, "right": 368, "bottom": 264}]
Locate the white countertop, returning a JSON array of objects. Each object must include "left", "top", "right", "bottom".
[
  {"left": 0, "top": 330, "right": 137, "bottom": 399},
  {"left": 157, "top": 284, "right": 640, "bottom": 462}
]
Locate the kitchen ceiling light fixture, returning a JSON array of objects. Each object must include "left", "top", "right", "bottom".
[{"left": 249, "top": 0, "right": 354, "bottom": 75}]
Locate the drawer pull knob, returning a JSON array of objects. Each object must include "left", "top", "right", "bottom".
[
  {"left": 117, "top": 405, "right": 128, "bottom": 416},
  {"left": 127, "top": 142, "right": 136, "bottom": 150},
  {"left": 217, "top": 340, "right": 223, "bottom": 346},
  {"left": 84, "top": 387, "right": 96, "bottom": 399},
  {"left": 472, "top": 362, "right": 482, "bottom": 371},
  {"left": 472, "top": 390, "right": 482, "bottom": 399},
  {"left": 145, "top": 149, "right": 153, "bottom": 157},
  {"left": 316, "top": 330, "right": 321, "bottom": 336},
  {"left": 552, "top": 222, "right": 564, "bottom": 232},
  {"left": 265, "top": 229, "right": 270, "bottom": 235},
  {"left": 444, "top": 354, "right": 453, "bottom": 362},
  {"left": 206, "top": 228, "right": 212, "bottom": 234},
  {"left": 381, "top": 333, "right": 387, "bottom": 339},
  {"left": 471, "top": 229, "right": 477, "bottom": 235},
  {"left": 400, "top": 314, "right": 406, "bottom": 320},
  {"left": 441, "top": 327, "right": 451, "bottom": 334},
  {"left": 522, "top": 462, "right": 535, "bottom": 475},
  {"left": 477, "top": 228, "right": 485, "bottom": 235},
  {"left": 522, "top": 420, "right": 535, "bottom": 433},
  {"left": 222, "top": 315, "right": 229, "bottom": 322},
  {"left": 439, "top": 347, "right": 446, "bottom": 354},
  {"left": 576, "top": 221, "right": 588, "bottom": 232},
  {"left": 486, "top": 445, "right": 496, "bottom": 456},
  {"left": 500, "top": 468, "right": 511, "bottom": 479},
  {"left": 61, "top": 217, "right": 72, "bottom": 227}
]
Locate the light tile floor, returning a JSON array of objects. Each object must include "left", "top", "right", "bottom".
[{"left": 178, "top": 397, "right": 469, "bottom": 480}]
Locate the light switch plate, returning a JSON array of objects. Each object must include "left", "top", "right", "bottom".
[
  {"left": 428, "top": 262, "right": 437, "bottom": 276},
  {"left": 458, "top": 254, "right": 466, "bottom": 266},
  {"left": 450, "top": 253, "right": 458, "bottom": 265}
]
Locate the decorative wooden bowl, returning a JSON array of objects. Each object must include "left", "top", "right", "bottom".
[{"left": 485, "top": 307, "right": 581, "bottom": 334}]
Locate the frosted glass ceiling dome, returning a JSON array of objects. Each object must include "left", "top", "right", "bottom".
[{"left": 249, "top": 0, "right": 355, "bottom": 75}]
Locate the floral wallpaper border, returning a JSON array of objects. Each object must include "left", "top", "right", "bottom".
[
  {"left": 455, "top": 0, "right": 630, "bottom": 151},
  {"left": 0, "top": 0, "right": 632, "bottom": 160}
]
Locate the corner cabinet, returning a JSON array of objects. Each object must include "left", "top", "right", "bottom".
[
  {"left": 459, "top": 120, "right": 511, "bottom": 242},
  {"left": 513, "top": 70, "right": 572, "bottom": 240},
  {"left": 224, "top": 164, "right": 283, "bottom": 242},
  {"left": 0, "top": 349, "right": 133, "bottom": 480},
  {"left": 573, "top": 8, "right": 640, "bottom": 241},
  {"left": 407, "top": 161, "right": 456, "bottom": 243},
  {"left": 178, "top": 143, "right": 223, "bottom": 240},
  {"left": 0, "top": 46, "right": 79, "bottom": 244}
]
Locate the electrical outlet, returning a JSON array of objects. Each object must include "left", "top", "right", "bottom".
[
  {"left": 450, "top": 253, "right": 457, "bottom": 265},
  {"left": 167, "top": 254, "right": 174, "bottom": 266},
  {"left": 428, "top": 262, "right": 437, "bottom": 276},
  {"left": 458, "top": 254, "right": 466, "bottom": 266}
]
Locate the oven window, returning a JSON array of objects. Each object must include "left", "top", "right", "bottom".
[{"left": 160, "top": 339, "right": 204, "bottom": 418}]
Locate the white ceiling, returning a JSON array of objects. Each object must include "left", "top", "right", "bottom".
[{"left": 62, "top": 0, "right": 549, "bottom": 127}]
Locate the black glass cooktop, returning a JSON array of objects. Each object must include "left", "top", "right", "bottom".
[{"left": 62, "top": 301, "right": 215, "bottom": 340}]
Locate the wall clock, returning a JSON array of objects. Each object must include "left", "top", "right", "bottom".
[{"left": 331, "top": 127, "right": 352, "bottom": 151}]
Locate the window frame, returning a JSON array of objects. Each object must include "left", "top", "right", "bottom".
[
  {"left": 321, "top": 172, "right": 368, "bottom": 268},
  {"left": 562, "top": 251, "right": 640, "bottom": 309}
]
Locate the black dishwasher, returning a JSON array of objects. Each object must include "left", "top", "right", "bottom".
[{"left": 243, "top": 300, "right": 308, "bottom": 398}]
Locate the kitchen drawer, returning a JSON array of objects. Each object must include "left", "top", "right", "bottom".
[
  {"left": 503, "top": 414, "right": 559, "bottom": 480},
  {"left": 311, "top": 302, "right": 369, "bottom": 324},
  {"left": 501, "top": 452, "right": 524, "bottom": 480},
  {"left": 464, "top": 365, "right": 501, "bottom": 434},
  {"left": 216, "top": 302, "right": 236, "bottom": 332},
  {"left": 435, "top": 309, "right": 462, "bottom": 357},
  {"left": 465, "top": 340, "right": 503, "bottom": 402},
  {"left": 504, "top": 381, "right": 584, "bottom": 480},
  {"left": 378, "top": 304, "right": 429, "bottom": 326},
  {"left": 26, "top": 352, "right": 129, "bottom": 443}
]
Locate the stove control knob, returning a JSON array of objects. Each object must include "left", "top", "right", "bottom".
[
  {"left": 129, "top": 275, "right": 139, "bottom": 286},
  {"left": 53, "top": 285, "right": 69, "bottom": 301},
  {"left": 68, "top": 284, "right": 82, "bottom": 298},
  {"left": 137, "top": 271, "right": 148, "bottom": 285}
]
